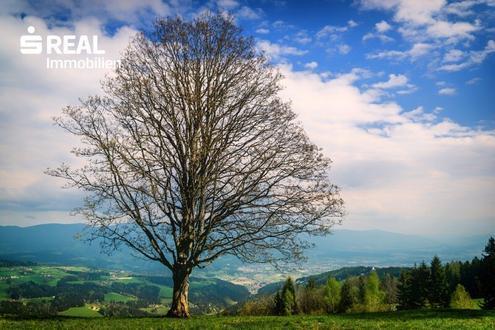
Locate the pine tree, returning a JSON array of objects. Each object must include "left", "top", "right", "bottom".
[
  {"left": 481, "top": 237, "right": 495, "bottom": 309},
  {"left": 273, "top": 290, "right": 283, "bottom": 315},
  {"left": 445, "top": 261, "right": 461, "bottom": 293},
  {"left": 413, "top": 262, "right": 431, "bottom": 308},
  {"left": 429, "top": 256, "right": 449, "bottom": 308},
  {"left": 398, "top": 271, "right": 413, "bottom": 309},
  {"left": 339, "top": 277, "right": 359, "bottom": 312},
  {"left": 275, "top": 277, "right": 298, "bottom": 315},
  {"left": 399, "top": 263, "right": 430, "bottom": 309},
  {"left": 282, "top": 288, "right": 295, "bottom": 315}
]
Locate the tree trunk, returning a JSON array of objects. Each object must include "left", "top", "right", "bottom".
[{"left": 166, "top": 265, "right": 191, "bottom": 318}]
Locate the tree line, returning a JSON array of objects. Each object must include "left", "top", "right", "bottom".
[
  {"left": 238, "top": 236, "right": 495, "bottom": 315},
  {"left": 399, "top": 237, "right": 494, "bottom": 310}
]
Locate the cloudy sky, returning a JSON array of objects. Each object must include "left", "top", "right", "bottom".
[{"left": 0, "top": 0, "right": 494, "bottom": 237}]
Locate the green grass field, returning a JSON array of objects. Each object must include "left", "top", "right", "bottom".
[
  {"left": 1, "top": 310, "right": 494, "bottom": 329},
  {"left": 103, "top": 292, "right": 136, "bottom": 303},
  {"left": 57, "top": 306, "right": 103, "bottom": 318}
]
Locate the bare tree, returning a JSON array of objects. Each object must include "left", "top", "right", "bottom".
[{"left": 48, "top": 14, "right": 344, "bottom": 318}]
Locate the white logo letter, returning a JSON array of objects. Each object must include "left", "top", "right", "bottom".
[
  {"left": 20, "top": 26, "right": 42, "bottom": 54},
  {"left": 46, "top": 35, "right": 62, "bottom": 54}
]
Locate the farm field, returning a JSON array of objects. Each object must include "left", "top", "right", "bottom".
[
  {"left": 0, "top": 264, "right": 250, "bottom": 315},
  {"left": 0, "top": 310, "right": 494, "bottom": 329}
]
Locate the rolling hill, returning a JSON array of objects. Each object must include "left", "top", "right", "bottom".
[{"left": 0, "top": 223, "right": 489, "bottom": 288}]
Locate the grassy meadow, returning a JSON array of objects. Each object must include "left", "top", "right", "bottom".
[{"left": 1, "top": 310, "right": 494, "bottom": 329}]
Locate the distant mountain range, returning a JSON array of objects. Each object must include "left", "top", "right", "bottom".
[{"left": 0, "top": 223, "right": 490, "bottom": 284}]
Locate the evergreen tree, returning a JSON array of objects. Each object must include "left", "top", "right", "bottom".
[
  {"left": 339, "top": 277, "right": 359, "bottom": 312},
  {"left": 445, "top": 261, "right": 461, "bottom": 293},
  {"left": 398, "top": 271, "right": 413, "bottom": 309},
  {"left": 429, "top": 256, "right": 449, "bottom": 308},
  {"left": 273, "top": 291, "right": 283, "bottom": 315},
  {"left": 398, "top": 263, "right": 430, "bottom": 309},
  {"left": 450, "top": 284, "right": 476, "bottom": 309},
  {"left": 324, "top": 277, "right": 341, "bottom": 313},
  {"left": 275, "top": 277, "right": 298, "bottom": 315},
  {"left": 481, "top": 237, "right": 495, "bottom": 309},
  {"left": 413, "top": 262, "right": 431, "bottom": 308},
  {"left": 357, "top": 276, "right": 367, "bottom": 305},
  {"left": 460, "top": 257, "right": 482, "bottom": 298},
  {"left": 282, "top": 288, "right": 295, "bottom": 315}
]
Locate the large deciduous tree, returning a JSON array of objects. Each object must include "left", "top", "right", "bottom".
[{"left": 48, "top": 14, "right": 344, "bottom": 317}]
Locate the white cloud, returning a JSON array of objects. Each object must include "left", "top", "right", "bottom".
[
  {"left": 438, "top": 87, "right": 456, "bottom": 95},
  {"left": 317, "top": 25, "right": 348, "bottom": 39},
  {"left": 293, "top": 31, "right": 311, "bottom": 44},
  {"left": 426, "top": 20, "right": 478, "bottom": 41},
  {"left": 368, "top": 42, "right": 432, "bottom": 60},
  {"left": 2, "top": 0, "right": 171, "bottom": 26},
  {"left": 256, "top": 27, "right": 270, "bottom": 34},
  {"left": 360, "top": 0, "right": 485, "bottom": 72},
  {"left": 256, "top": 40, "right": 307, "bottom": 60},
  {"left": 317, "top": 21, "right": 357, "bottom": 39},
  {"left": 443, "top": 49, "right": 465, "bottom": 62},
  {"left": 466, "top": 77, "right": 481, "bottom": 85},
  {"left": 0, "top": 14, "right": 137, "bottom": 225},
  {"left": 439, "top": 40, "right": 495, "bottom": 72},
  {"left": 236, "top": 6, "right": 263, "bottom": 20},
  {"left": 361, "top": 0, "right": 445, "bottom": 25},
  {"left": 376, "top": 20, "right": 392, "bottom": 32},
  {"left": 403, "top": 106, "right": 437, "bottom": 122},
  {"left": 279, "top": 65, "right": 495, "bottom": 235},
  {"left": 348, "top": 20, "right": 359, "bottom": 28},
  {"left": 370, "top": 74, "right": 416, "bottom": 96},
  {"left": 372, "top": 74, "right": 409, "bottom": 89},
  {"left": 363, "top": 20, "right": 394, "bottom": 42},
  {"left": 304, "top": 61, "right": 318, "bottom": 70},
  {"left": 363, "top": 33, "right": 394, "bottom": 43},
  {"left": 216, "top": 0, "right": 240, "bottom": 10},
  {"left": 338, "top": 44, "right": 351, "bottom": 54}
]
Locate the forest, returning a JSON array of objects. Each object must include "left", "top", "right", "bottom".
[{"left": 235, "top": 237, "right": 495, "bottom": 316}]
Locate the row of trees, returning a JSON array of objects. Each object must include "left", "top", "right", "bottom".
[
  {"left": 399, "top": 237, "right": 495, "bottom": 310},
  {"left": 240, "top": 271, "right": 397, "bottom": 316},
  {"left": 239, "top": 236, "right": 494, "bottom": 315}
]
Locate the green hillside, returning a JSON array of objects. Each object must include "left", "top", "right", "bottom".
[
  {"left": 0, "top": 265, "right": 249, "bottom": 315},
  {"left": 257, "top": 266, "right": 407, "bottom": 296}
]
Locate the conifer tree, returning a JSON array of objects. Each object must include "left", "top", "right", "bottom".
[
  {"left": 339, "top": 277, "right": 359, "bottom": 312},
  {"left": 276, "top": 277, "right": 298, "bottom": 315},
  {"left": 481, "top": 237, "right": 495, "bottom": 309},
  {"left": 429, "top": 256, "right": 449, "bottom": 308},
  {"left": 398, "top": 271, "right": 413, "bottom": 309}
]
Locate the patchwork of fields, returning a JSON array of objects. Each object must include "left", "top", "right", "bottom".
[{"left": 0, "top": 265, "right": 249, "bottom": 316}]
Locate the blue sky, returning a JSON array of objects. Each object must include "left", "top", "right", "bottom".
[{"left": 0, "top": 0, "right": 494, "bottom": 236}]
